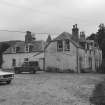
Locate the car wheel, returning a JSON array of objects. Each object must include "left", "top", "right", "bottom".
[{"left": 6, "top": 80, "right": 11, "bottom": 84}]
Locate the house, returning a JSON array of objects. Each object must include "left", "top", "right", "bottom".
[
  {"left": 2, "top": 31, "right": 45, "bottom": 70},
  {"left": 45, "top": 25, "right": 102, "bottom": 73},
  {"left": 80, "top": 39, "right": 102, "bottom": 72}
]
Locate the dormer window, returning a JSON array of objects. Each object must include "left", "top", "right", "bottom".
[
  {"left": 25, "top": 44, "right": 33, "bottom": 52},
  {"left": 29, "top": 45, "right": 33, "bottom": 52},
  {"left": 65, "top": 39, "right": 70, "bottom": 51},
  {"left": 57, "top": 41, "right": 63, "bottom": 52},
  {"left": 12, "top": 46, "right": 20, "bottom": 53},
  {"left": 16, "top": 47, "right": 20, "bottom": 52},
  {"left": 12, "top": 47, "right": 16, "bottom": 53}
]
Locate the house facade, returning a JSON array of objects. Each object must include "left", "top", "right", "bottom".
[
  {"left": 2, "top": 25, "right": 102, "bottom": 73},
  {"left": 2, "top": 31, "right": 45, "bottom": 70},
  {"left": 45, "top": 25, "right": 102, "bottom": 73}
]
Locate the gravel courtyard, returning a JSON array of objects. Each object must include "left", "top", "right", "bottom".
[{"left": 0, "top": 72, "right": 105, "bottom": 105}]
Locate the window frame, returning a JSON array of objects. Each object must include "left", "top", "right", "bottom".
[
  {"left": 57, "top": 40, "right": 63, "bottom": 52},
  {"left": 65, "top": 39, "right": 70, "bottom": 51},
  {"left": 16, "top": 47, "right": 20, "bottom": 52},
  {"left": 29, "top": 45, "right": 33, "bottom": 52}
]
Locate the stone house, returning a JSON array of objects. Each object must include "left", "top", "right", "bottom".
[
  {"left": 2, "top": 31, "right": 45, "bottom": 70},
  {"left": 45, "top": 25, "right": 102, "bottom": 72}
]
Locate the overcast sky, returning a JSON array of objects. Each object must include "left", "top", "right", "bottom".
[{"left": 0, "top": 0, "right": 105, "bottom": 41}]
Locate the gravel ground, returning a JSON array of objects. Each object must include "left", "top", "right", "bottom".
[{"left": 0, "top": 71, "right": 105, "bottom": 105}]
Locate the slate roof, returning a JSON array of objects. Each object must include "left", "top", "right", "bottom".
[
  {"left": 4, "top": 40, "right": 45, "bottom": 54},
  {"left": 52, "top": 32, "right": 81, "bottom": 48},
  {"left": 54, "top": 32, "right": 72, "bottom": 41}
]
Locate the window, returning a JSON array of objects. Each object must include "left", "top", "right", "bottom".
[
  {"left": 87, "top": 43, "right": 89, "bottom": 50},
  {"left": 12, "top": 59, "right": 16, "bottom": 67},
  {"left": 12, "top": 47, "right": 16, "bottom": 53},
  {"left": 57, "top": 41, "right": 63, "bottom": 52},
  {"left": 29, "top": 45, "right": 33, "bottom": 52},
  {"left": 65, "top": 40, "right": 70, "bottom": 51},
  {"left": 25, "top": 45, "right": 29, "bottom": 52},
  {"left": 16, "top": 47, "right": 20, "bottom": 52},
  {"left": 24, "top": 58, "right": 28, "bottom": 62}
]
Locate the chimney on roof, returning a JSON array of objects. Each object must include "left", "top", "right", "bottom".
[
  {"left": 72, "top": 24, "right": 79, "bottom": 42},
  {"left": 25, "top": 31, "right": 35, "bottom": 43},
  {"left": 80, "top": 31, "right": 85, "bottom": 41}
]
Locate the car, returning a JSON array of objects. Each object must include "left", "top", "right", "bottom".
[
  {"left": 0, "top": 70, "right": 14, "bottom": 84},
  {"left": 14, "top": 61, "right": 40, "bottom": 74}
]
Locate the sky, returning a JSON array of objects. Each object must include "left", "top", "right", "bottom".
[{"left": 0, "top": 0, "right": 105, "bottom": 41}]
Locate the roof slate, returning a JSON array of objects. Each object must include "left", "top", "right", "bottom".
[
  {"left": 4, "top": 40, "right": 45, "bottom": 54},
  {"left": 53, "top": 32, "right": 81, "bottom": 48},
  {"left": 54, "top": 32, "right": 72, "bottom": 41}
]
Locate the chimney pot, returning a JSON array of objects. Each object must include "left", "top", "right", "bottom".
[{"left": 75, "top": 24, "right": 77, "bottom": 28}]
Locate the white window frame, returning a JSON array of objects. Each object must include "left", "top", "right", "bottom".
[
  {"left": 65, "top": 39, "right": 70, "bottom": 51},
  {"left": 12, "top": 47, "right": 16, "bottom": 53}
]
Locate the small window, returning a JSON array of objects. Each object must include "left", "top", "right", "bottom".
[
  {"left": 29, "top": 45, "right": 33, "bottom": 52},
  {"left": 25, "top": 45, "right": 29, "bottom": 52},
  {"left": 12, "top": 47, "right": 16, "bottom": 53},
  {"left": 87, "top": 43, "right": 89, "bottom": 50},
  {"left": 24, "top": 58, "right": 28, "bottom": 62},
  {"left": 65, "top": 40, "right": 70, "bottom": 51},
  {"left": 12, "top": 59, "right": 16, "bottom": 67},
  {"left": 57, "top": 41, "right": 63, "bottom": 52},
  {"left": 16, "top": 47, "right": 20, "bottom": 52}
]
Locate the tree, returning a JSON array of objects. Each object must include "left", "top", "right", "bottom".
[
  {"left": 97, "top": 24, "right": 105, "bottom": 50},
  {"left": 0, "top": 42, "right": 10, "bottom": 68},
  {"left": 86, "top": 33, "right": 97, "bottom": 42},
  {"left": 97, "top": 23, "right": 105, "bottom": 72}
]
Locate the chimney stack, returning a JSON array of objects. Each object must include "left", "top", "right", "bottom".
[
  {"left": 25, "top": 31, "right": 33, "bottom": 43},
  {"left": 72, "top": 24, "right": 79, "bottom": 42},
  {"left": 80, "top": 31, "right": 85, "bottom": 41}
]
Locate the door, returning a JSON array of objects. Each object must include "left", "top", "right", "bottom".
[
  {"left": 12, "top": 59, "right": 16, "bottom": 67},
  {"left": 89, "top": 57, "right": 92, "bottom": 70},
  {"left": 79, "top": 57, "right": 82, "bottom": 71}
]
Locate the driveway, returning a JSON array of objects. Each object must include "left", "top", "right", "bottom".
[{"left": 0, "top": 72, "right": 104, "bottom": 105}]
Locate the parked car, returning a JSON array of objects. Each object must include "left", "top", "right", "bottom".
[
  {"left": 0, "top": 70, "right": 14, "bottom": 84},
  {"left": 14, "top": 61, "right": 40, "bottom": 74}
]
